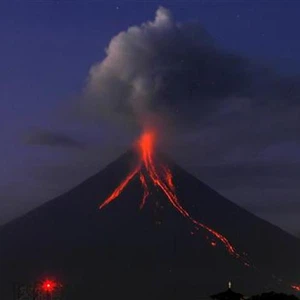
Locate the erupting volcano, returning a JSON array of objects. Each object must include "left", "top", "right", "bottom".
[
  {"left": 1, "top": 129, "right": 300, "bottom": 300},
  {"left": 99, "top": 129, "right": 246, "bottom": 261}
]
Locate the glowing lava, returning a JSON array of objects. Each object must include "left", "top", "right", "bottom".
[
  {"left": 99, "top": 165, "right": 141, "bottom": 209},
  {"left": 291, "top": 285, "right": 300, "bottom": 292},
  {"left": 99, "top": 129, "right": 245, "bottom": 260},
  {"left": 139, "top": 172, "right": 149, "bottom": 209}
]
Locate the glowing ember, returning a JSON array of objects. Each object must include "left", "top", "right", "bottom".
[
  {"left": 291, "top": 285, "right": 300, "bottom": 292},
  {"left": 99, "top": 129, "right": 246, "bottom": 260}
]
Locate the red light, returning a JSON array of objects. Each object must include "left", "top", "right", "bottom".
[{"left": 41, "top": 279, "right": 57, "bottom": 293}]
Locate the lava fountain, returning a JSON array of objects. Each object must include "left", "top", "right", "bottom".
[{"left": 99, "top": 129, "right": 247, "bottom": 262}]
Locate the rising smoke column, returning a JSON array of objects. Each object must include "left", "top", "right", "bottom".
[{"left": 84, "top": 6, "right": 252, "bottom": 129}]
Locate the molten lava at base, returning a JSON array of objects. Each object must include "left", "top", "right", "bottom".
[{"left": 99, "top": 130, "right": 244, "bottom": 261}]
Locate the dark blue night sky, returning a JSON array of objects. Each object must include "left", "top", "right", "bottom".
[{"left": 1, "top": 0, "right": 300, "bottom": 236}]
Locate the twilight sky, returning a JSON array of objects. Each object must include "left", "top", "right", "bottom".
[{"left": 1, "top": 0, "right": 300, "bottom": 236}]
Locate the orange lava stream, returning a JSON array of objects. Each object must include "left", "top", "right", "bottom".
[
  {"left": 99, "top": 129, "right": 243, "bottom": 259},
  {"left": 99, "top": 165, "right": 140, "bottom": 209},
  {"left": 138, "top": 131, "right": 239, "bottom": 258},
  {"left": 139, "top": 172, "right": 150, "bottom": 209},
  {"left": 162, "top": 166, "right": 175, "bottom": 192}
]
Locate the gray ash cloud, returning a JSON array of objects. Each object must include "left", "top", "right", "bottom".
[{"left": 83, "top": 7, "right": 256, "bottom": 129}]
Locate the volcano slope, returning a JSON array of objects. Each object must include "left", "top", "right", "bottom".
[{"left": 0, "top": 150, "right": 300, "bottom": 300}]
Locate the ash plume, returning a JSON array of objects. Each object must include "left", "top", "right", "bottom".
[{"left": 83, "top": 6, "right": 254, "bottom": 131}]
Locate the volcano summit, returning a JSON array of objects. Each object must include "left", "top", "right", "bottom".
[
  {"left": 0, "top": 131, "right": 300, "bottom": 300},
  {"left": 100, "top": 130, "right": 245, "bottom": 261}
]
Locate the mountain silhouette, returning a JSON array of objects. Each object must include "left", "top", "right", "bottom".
[{"left": 0, "top": 150, "right": 300, "bottom": 299}]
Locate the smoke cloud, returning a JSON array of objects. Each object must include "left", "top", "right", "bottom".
[
  {"left": 24, "top": 129, "right": 84, "bottom": 149},
  {"left": 83, "top": 6, "right": 254, "bottom": 131}
]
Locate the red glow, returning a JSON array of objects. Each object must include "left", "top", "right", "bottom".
[
  {"left": 291, "top": 284, "right": 300, "bottom": 292},
  {"left": 99, "top": 164, "right": 140, "bottom": 209},
  {"left": 41, "top": 279, "right": 57, "bottom": 293},
  {"left": 139, "top": 172, "right": 149, "bottom": 209},
  {"left": 99, "top": 129, "right": 247, "bottom": 261}
]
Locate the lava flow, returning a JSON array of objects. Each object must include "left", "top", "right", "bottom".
[
  {"left": 99, "top": 129, "right": 245, "bottom": 261},
  {"left": 291, "top": 285, "right": 300, "bottom": 292}
]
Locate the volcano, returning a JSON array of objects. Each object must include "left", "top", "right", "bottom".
[{"left": 1, "top": 132, "right": 300, "bottom": 300}]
